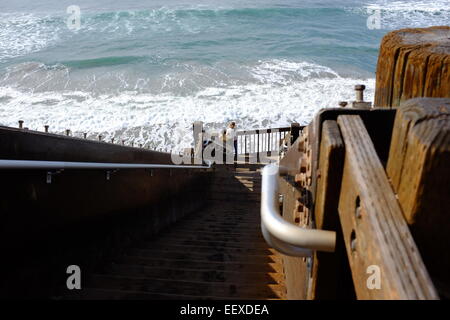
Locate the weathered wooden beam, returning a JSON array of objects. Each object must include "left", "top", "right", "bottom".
[
  {"left": 374, "top": 26, "right": 450, "bottom": 108},
  {"left": 337, "top": 115, "right": 438, "bottom": 300},
  {"left": 314, "top": 120, "right": 345, "bottom": 231},
  {"left": 278, "top": 134, "right": 309, "bottom": 299},
  {"left": 386, "top": 98, "right": 450, "bottom": 295},
  {"left": 311, "top": 120, "right": 351, "bottom": 299}
]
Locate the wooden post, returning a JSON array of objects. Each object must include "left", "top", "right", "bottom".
[
  {"left": 192, "top": 121, "right": 203, "bottom": 164},
  {"left": 386, "top": 98, "right": 450, "bottom": 293},
  {"left": 374, "top": 26, "right": 450, "bottom": 108},
  {"left": 337, "top": 115, "right": 438, "bottom": 299}
]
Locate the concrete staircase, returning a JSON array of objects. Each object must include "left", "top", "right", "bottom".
[{"left": 67, "top": 165, "right": 286, "bottom": 300}]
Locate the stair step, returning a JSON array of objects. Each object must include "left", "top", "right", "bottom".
[
  {"left": 175, "top": 220, "right": 261, "bottom": 229},
  {"left": 66, "top": 288, "right": 239, "bottom": 300},
  {"left": 206, "top": 197, "right": 260, "bottom": 203},
  {"left": 128, "top": 249, "right": 282, "bottom": 264},
  {"left": 135, "top": 243, "right": 277, "bottom": 256},
  {"left": 88, "top": 274, "right": 285, "bottom": 299},
  {"left": 146, "top": 238, "right": 269, "bottom": 249},
  {"left": 176, "top": 217, "right": 261, "bottom": 226},
  {"left": 152, "top": 230, "right": 265, "bottom": 242},
  {"left": 104, "top": 264, "right": 285, "bottom": 284},
  {"left": 193, "top": 207, "right": 261, "bottom": 216},
  {"left": 118, "top": 256, "right": 284, "bottom": 273}
]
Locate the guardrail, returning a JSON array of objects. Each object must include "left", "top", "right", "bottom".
[
  {"left": 236, "top": 127, "right": 291, "bottom": 156},
  {"left": 192, "top": 122, "right": 304, "bottom": 163},
  {"left": 0, "top": 159, "right": 212, "bottom": 170},
  {"left": 0, "top": 159, "right": 212, "bottom": 184},
  {"left": 260, "top": 163, "right": 336, "bottom": 256}
]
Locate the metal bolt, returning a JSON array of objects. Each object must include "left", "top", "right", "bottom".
[
  {"left": 18, "top": 120, "right": 24, "bottom": 129},
  {"left": 111, "top": 138, "right": 115, "bottom": 144},
  {"left": 83, "top": 133, "right": 87, "bottom": 139},
  {"left": 44, "top": 125, "right": 49, "bottom": 133},
  {"left": 339, "top": 101, "right": 348, "bottom": 108},
  {"left": 278, "top": 194, "right": 284, "bottom": 205},
  {"left": 355, "top": 84, "right": 366, "bottom": 102},
  {"left": 98, "top": 135, "right": 102, "bottom": 141},
  {"left": 139, "top": 143, "right": 142, "bottom": 148},
  {"left": 351, "top": 238, "right": 357, "bottom": 252},
  {"left": 65, "top": 129, "right": 70, "bottom": 136},
  {"left": 355, "top": 196, "right": 362, "bottom": 219},
  {"left": 300, "top": 157, "right": 307, "bottom": 173},
  {"left": 122, "top": 140, "right": 125, "bottom": 146},
  {"left": 355, "top": 206, "right": 362, "bottom": 219},
  {"left": 298, "top": 139, "right": 305, "bottom": 152}
]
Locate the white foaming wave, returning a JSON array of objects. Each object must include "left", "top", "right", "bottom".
[
  {"left": 0, "top": 13, "right": 61, "bottom": 62},
  {"left": 81, "top": 7, "right": 207, "bottom": 36},
  {"left": 365, "top": 0, "right": 450, "bottom": 29},
  {"left": 250, "top": 59, "right": 340, "bottom": 85},
  {"left": 0, "top": 77, "right": 374, "bottom": 153}
]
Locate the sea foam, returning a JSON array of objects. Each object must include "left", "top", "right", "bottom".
[{"left": 0, "top": 59, "right": 374, "bottom": 152}]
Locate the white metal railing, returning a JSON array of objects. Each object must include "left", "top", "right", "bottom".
[
  {"left": 260, "top": 164, "right": 336, "bottom": 257},
  {"left": 0, "top": 159, "right": 212, "bottom": 184},
  {"left": 0, "top": 159, "right": 212, "bottom": 170},
  {"left": 236, "top": 127, "right": 292, "bottom": 155}
]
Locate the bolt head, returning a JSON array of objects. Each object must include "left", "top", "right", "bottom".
[{"left": 351, "top": 238, "right": 357, "bottom": 252}]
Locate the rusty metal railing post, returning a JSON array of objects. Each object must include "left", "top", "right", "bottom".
[
  {"left": 290, "top": 122, "right": 300, "bottom": 145},
  {"left": 257, "top": 130, "right": 260, "bottom": 163}
]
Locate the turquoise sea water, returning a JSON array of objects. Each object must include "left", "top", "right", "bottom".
[{"left": 0, "top": 0, "right": 449, "bottom": 150}]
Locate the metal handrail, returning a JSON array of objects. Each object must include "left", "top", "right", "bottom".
[
  {"left": 0, "top": 159, "right": 212, "bottom": 170},
  {"left": 260, "top": 164, "right": 336, "bottom": 256}
]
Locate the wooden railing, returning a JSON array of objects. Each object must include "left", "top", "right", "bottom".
[{"left": 275, "top": 100, "right": 448, "bottom": 300}]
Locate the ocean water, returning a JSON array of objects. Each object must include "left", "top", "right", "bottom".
[{"left": 0, "top": 0, "right": 449, "bottom": 151}]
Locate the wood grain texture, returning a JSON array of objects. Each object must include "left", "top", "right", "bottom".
[
  {"left": 386, "top": 98, "right": 450, "bottom": 295},
  {"left": 375, "top": 26, "right": 450, "bottom": 108},
  {"left": 314, "top": 120, "right": 345, "bottom": 231},
  {"left": 337, "top": 115, "right": 438, "bottom": 300},
  {"left": 311, "top": 120, "right": 347, "bottom": 299},
  {"left": 279, "top": 129, "right": 311, "bottom": 300}
]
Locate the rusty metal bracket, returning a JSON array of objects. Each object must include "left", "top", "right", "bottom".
[{"left": 46, "top": 169, "right": 64, "bottom": 184}]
